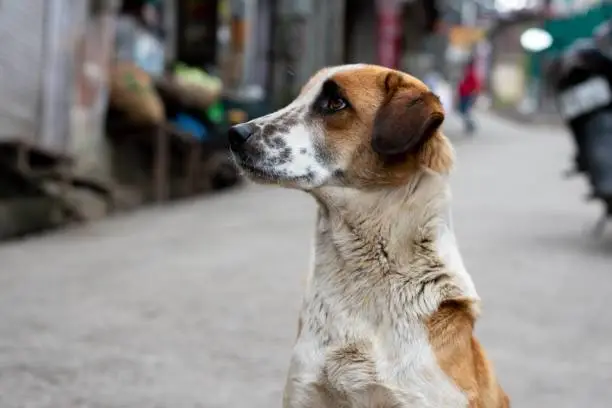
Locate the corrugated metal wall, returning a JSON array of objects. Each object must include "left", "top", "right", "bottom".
[
  {"left": 0, "top": 2, "right": 46, "bottom": 142},
  {"left": 39, "top": 0, "right": 86, "bottom": 155},
  {"left": 0, "top": 0, "right": 86, "bottom": 155}
]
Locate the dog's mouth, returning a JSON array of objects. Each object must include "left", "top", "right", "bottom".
[
  {"left": 236, "top": 160, "right": 279, "bottom": 183},
  {"left": 230, "top": 151, "right": 283, "bottom": 184},
  {"left": 231, "top": 154, "right": 319, "bottom": 188}
]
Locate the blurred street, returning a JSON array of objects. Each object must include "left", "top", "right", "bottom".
[{"left": 1, "top": 112, "right": 611, "bottom": 408}]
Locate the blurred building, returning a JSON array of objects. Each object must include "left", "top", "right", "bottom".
[
  {"left": 485, "top": 0, "right": 611, "bottom": 120},
  {"left": 259, "top": 0, "right": 446, "bottom": 105},
  {"left": 0, "top": 0, "right": 118, "bottom": 157},
  {"left": 0, "top": 0, "right": 120, "bottom": 238},
  {"left": 0, "top": 0, "right": 235, "bottom": 238}
]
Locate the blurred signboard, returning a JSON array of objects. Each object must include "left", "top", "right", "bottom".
[
  {"left": 548, "top": 0, "right": 602, "bottom": 16},
  {"left": 544, "top": 2, "right": 612, "bottom": 53},
  {"left": 492, "top": 62, "right": 526, "bottom": 104},
  {"left": 448, "top": 25, "right": 486, "bottom": 50},
  {"left": 374, "top": 0, "right": 422, "bottom": 68},
  {"left": 495, "top": 0, "right": 544, "bottom": 14}
]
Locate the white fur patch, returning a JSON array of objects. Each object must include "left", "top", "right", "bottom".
[
  {"left": 437, "top": 210, "right": 479, "bottom": 301},
  {"left": 248, "top": 64, "right": 368, "bottom": 188},
  {"left": 277, "top": 122, "right": 332, "bottom": 186}
]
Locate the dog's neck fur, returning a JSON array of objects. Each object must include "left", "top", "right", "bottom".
[{"left": 308, "top": 170, "right": 479, "bottom": 325}]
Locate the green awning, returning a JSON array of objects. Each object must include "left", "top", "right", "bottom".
[{"left": 544, "top": 3, "right": 612, "bottom": 54}]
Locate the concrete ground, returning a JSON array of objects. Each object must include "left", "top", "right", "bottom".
[{"left": 0, "top": 113, "right": 611, "bottom": 408}]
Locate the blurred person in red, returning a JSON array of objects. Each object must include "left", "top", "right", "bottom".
[{"left": 457, "top": 57, "right": 481, "bottom": 135}]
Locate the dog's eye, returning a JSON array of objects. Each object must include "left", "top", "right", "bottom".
[{"left": 322, "top": 97, "right": 347, "bottom": 113}]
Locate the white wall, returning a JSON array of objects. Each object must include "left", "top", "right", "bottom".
[{"left": 0, "top": 2, "right": 45, "bottom": 142}]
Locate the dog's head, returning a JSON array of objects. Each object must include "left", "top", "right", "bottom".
[{"left": 229, "top": 64, "right": 453, "bottom": 190}]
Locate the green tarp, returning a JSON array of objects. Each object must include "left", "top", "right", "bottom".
[
  {"left": 527, "top": 3, "right": 612, "bottom": 81},
  {"left": 544, "top": 3, "right": 612, "bottom": 53}
]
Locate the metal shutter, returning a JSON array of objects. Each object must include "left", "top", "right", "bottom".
[{"left": 0, "top": 2, "right": 45, "bottom": 142}]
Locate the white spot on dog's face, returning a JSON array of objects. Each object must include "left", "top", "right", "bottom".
[
  {"left": 271, "top": 122, "right": 333, "bottom": 187},
  {"left": 231, "top": 65, "right": 366, "bottom": 189}
]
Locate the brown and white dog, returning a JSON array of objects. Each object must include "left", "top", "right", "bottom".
[{"left": 229, "top": 64, "right": 509, "bottom": 408}]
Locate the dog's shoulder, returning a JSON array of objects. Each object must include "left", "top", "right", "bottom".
[{"left": 426, "top": 298, "right": 509, "bottom": 408}]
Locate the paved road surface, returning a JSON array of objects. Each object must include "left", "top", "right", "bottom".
[{"left": 0, "top": 113, "right": 611, "bottom": 408}]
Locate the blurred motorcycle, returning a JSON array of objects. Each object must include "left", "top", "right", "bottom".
[{"left": 550, "top": 21, "right": 612, "bottom": 235}]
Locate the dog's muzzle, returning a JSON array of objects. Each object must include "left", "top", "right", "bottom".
[{"left": 228, "top": 123, "right": 256, "bottom": 151}]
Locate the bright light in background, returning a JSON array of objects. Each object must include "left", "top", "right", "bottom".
[
  {"left": 495, "top": 0, "right": 541, "bottom": 13},
  {"left": 520, "top": 27, "right": 554, "bottom": 52}
]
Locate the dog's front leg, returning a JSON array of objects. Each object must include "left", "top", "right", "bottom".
[{"left": 282, "top": 375, "right": 338, "bottom": 408}]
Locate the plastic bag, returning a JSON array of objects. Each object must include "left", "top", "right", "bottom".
[
  {"left": 109, "top": 62, "right": 165, "bottom": 125},
  {"left": 134, "top": 30, "right": 165, "bottom": 78},
  {"left": 115, "top": 15, "right": 165, "bottom": 78},
  {"left": 173, "top": 63, "right": 223, "bottom": 109}
]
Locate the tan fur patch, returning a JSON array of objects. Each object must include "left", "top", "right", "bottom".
[
  {"left": 320, "top": 66, "right": 454, "bottom": 188},
  {"left": 420, "top": 132, "right": 455, "bottom": 173},
  {"left": 426, "top": 299, "right": 510, "bottom": 407}
]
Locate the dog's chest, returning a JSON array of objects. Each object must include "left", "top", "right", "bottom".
[
  {"left": 284, "top": 207, "right": 469, "bottom": 407},
  {"left": 286, "top": 319, "right": 467, "bottom": 408}
]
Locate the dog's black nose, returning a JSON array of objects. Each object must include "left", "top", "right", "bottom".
[{"left": 228, "top": 123, "right": 255, "bottom": 149}]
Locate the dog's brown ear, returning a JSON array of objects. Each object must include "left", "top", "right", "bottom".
[{"left": 371, "top": 72, "right": 445, "bottom": 156}]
